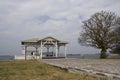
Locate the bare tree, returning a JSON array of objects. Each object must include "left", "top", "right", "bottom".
[
  {"left": 111, "top": 18, "right": 120, "bottom": 54},
  {"left": 78, "top": 11, "right": 119, "bottom": 58}
]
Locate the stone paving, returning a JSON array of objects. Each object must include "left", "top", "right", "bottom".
[{"left": 42, "top": 59, "right": 120, "bottom": 80}]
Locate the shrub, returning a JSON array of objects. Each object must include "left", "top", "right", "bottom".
[{"left": 100, "top": 52, "right": 107, "bottom": 59}]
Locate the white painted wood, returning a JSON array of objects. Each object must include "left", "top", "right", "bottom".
[
  {"left": 21, "top": 36, "right": 68, "bottom": 59},
  {"left": 56, "top": 41, "right": 58, "bottom": 57},
  {"left": 64, "top": 45, "right": 67, "bottom": 58},
  {"left": 25, "top": 46, "right": 27, "bottom": 60},
  {"left": 40, "top": 41, "right": 43, "bottom": 59}
]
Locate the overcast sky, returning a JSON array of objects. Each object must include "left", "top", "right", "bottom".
[{"left": 0, "top": 0, "right": 120, "bottom": 55}]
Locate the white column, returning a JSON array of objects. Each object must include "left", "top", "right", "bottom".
[
  {"left": 25, "top": 45, "right": 27, "bottom": 60},
  {"left": 35, "top": 46, "right": 38, "bottom": 59},
  {"left": 38, "top": 47, "right": 40, "bottom": 58},
  {"left": 55, "top": 42, "right": 58, "bottom": 57},
  {"left": 40, "top": 41, "right": 43, "bottom": 59},
  {"left": 52, "top": 46, "right": 54, "bottom": 56},
  {"left": 47, "top": 47, "right": 49, "bottom": 53},
  {"left": 58, "top": 46, "right": 60, "bottom": 57},
  {"left": 35, "top": 46, "right": 38, "bottom": 54},
  {"left": 64, "top": 45, "right": 67, "bottom": 58}
]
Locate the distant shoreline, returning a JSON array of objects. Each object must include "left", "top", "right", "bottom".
[
  {"left": 0, "top": 55, "right": 14, "bottom": 60},
  {"left": 0, "top": 54, "right": 100, "bottom": 60}
]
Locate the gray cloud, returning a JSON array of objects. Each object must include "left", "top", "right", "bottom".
[{"left": 0, "top": 0, "right": 120, "bottom": 55}]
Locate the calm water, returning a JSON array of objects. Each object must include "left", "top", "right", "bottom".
[
  {"left": 0, "top": 54, "right": 99, "bottom": 60},
  {"left": 0, "top": 55, "right": 14, "bottom": 60}
]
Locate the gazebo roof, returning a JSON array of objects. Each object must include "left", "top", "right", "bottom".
[
  {"left": 22, "top": 38, "right": 40, "bottom": 43},
  {"left": 21, "top": 36, "right": 68, "bottom": 45}
]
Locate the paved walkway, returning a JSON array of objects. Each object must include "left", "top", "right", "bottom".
[{"left": 42, "top": 59, "right": 120, "bottom": 79}]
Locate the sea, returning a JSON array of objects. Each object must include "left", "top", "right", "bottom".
[
  {"left": 0, "top": 55, "right": 14, "bottom": 60},
  {"left": 0, "top": 54, "right": 99, "bottom": 60}
]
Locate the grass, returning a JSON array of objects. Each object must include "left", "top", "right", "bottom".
[
  {"left": 0, "top": 60, "right": 106, "bottom": 80},
  {"left": 107, "top": 55, "right": 120, "bottom": 59}
]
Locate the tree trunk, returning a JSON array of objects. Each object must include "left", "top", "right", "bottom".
[
  {"left": 101, "top": 48, "right": 106, "bottom": 53},
  {"left": 100, "top": 48, "right": 107, "bottom": 59}
]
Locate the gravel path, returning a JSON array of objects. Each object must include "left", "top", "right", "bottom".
[{"left": 42, "top": 59, "right": 120, "bottom": 79}]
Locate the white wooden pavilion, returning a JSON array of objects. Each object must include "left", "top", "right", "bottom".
[{"left": 21, "top": 36, "right": 68, "bottom": 60}]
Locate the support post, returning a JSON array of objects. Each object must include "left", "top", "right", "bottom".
[
  {"left": 58, "top": 46, "right": 60, "bottom": 57},
  {"left": 40, "top": 41, "right": 43, "bottom": 59},
  {"left": 47, "top": 46, "right": 49, "bottom": 53},
  {"left": 64, "top": 45, "right": 67, "bottom": 58},
  {"left": 55, "top": 42, "right": 58, "bottom": 57},
  {"left": 25, "top": 45, "right": 27, "bottom": 60},
  {"left": 35, "top": 46, "right": 38, "bottom": 54},
  {"left": 35, "top": 46, "right": 38, "bottom": 59},
  {"left": 52, "top": 46, "right": 54, "bottom": 56}
]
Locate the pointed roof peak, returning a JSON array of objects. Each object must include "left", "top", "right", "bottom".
[{"left": 41, "top": 36, "right": 59, "bottom": 41}]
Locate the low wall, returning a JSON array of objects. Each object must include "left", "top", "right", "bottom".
[{"left": 14, "top": 55, "right": 40, "bottom": 60}]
